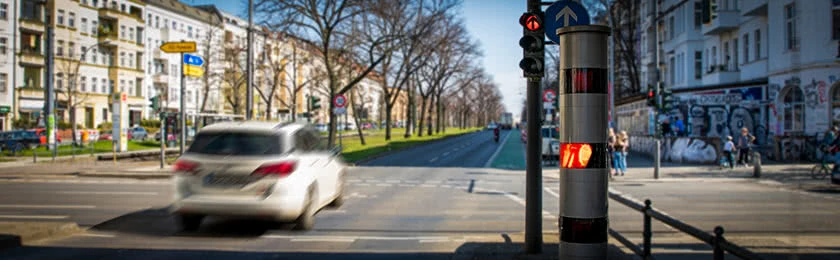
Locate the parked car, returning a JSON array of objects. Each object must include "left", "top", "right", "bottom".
[
  {"left": 170, "top": 121, "right": 347, "bottom": 231},
  {"left": 154, "top": 131, "right": 177, "bottom": 142},
  {"left": 99, "top": 130, "right": 113, "bottom": 141},
  {"left": 344, "top": 122, "right": 356, "bottom": 130},
  {"left": 129, "top": 127, "right": 148, "bottom": 141},
  {"left": 0, "top": 130, "right": 40, "bottom": 152},
  {"left": 315, "top": 124, "right": 328, "bottom": 133},
  {"left": 31, "top": 128, "right": 62, "bottom": 145},
  {"left": 361, "top": 122, "right": 373, "bottom": 130},
  {"left": 541, "top": 125, "right": 560, "bottom": 161}
]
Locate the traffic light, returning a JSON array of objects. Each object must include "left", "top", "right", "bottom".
[
  {"left": 519, "top": 12, "right": 544, "bottom": 78},
  {"left": 149, "top": 95, "right": 160, "bottom": 112},
  {"left": 310, "top": 96, "right": 321, "bottom": 110},
  {"left": 661, "top": 87, "right": 673, "bottom": 112},
  {"left": 702, "top": 0, "right": 717, "bottom": 24},
  {"left": 646, "top": 87, "right": 657, "bottom": 108}
]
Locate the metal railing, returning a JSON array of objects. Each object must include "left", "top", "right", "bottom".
[{"left": 608, "top": 190, "right": 763, "bottom": 260}]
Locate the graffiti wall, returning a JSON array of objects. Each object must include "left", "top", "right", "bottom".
[
  {"left": 665, "top": 85, "right": 767, "bottom": 145},
  {"left": 629, "top": 136, "right": 720, "bottom": 164}
]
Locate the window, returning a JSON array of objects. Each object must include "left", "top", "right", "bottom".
[
  {"left": 81, "top": 77, "right": 86, "bottom": 92},
  {"left": 723, "top": 41, "right": 729, "bottom": 69},
  {"left": 109, "top": 80, "right": 114, "bottom": 93},
  {"left": 743, "top": 34, "right": 749, "bottom": 63},
  {"left": 785, "top": 3, "right": 799, "bottom": 50},
  {"left": 92, "top": 77, "right": 97, "bottom": 93},
  {"left": 68, "top": 42, "right": 75, "bottom": 58},
  {"left": 120, "top": 25, "right": 126, "bottom": 39},
  {"left": 120, "top": 52, "right": 125, "bottom": 67},
  {"left": 56, "top": 73, "right": 63, "bottom": 89},
  {"left": 172, "top": 21, "right": 176, "bottom": 30},
  {"left": 668, "top": 16, "right": 675, "bottom": 40},
  {"left": 81, "top": 18, "right": 87, "bottom": 33},
  {"left": 120, "top": 4, "right": 126, "bottom": 12},
  {"left": 155, "top": 16, "right": 159, "bottom": 28},
  {"left": 732, "top": 37, "right": 740, "bottom": 71},
  {"left": 783, "top": 87, "right": 804, "bottom": 132},
  {"left": 694, "top": 51, "right": 702, "bottom": 79},
  {"left": 0, "top": 38, "right": 6, "bottom": 54},
  {"left": 56, "top": 40, "right": 64, "bottom": 57},
  {"left": 711, "top": 46, "right": 717, "bottom": 67},
  {"left": 147, "top": 14, "right": 152, "bottom": 26},
  {"left": 754, "top": 29, "right": 761, "bottom": 59},
  {"left": 669, "top": 56, "right": 675, "bottom": 85},
  {"left": 188, "top": 26, "right": 193, "bottom": 38},
  {"left": 129, "top": 53, "right": 134, "bottom": 68},
  {"left": 102, "top": 108, "right": 108, "bottom": 121},
  {"left": 0, "top": 3, "right": 8, "bottom": 20},
  {"left": 0, "top": 73, "right": 6, "bottom": 92},
  {"left": 91, "top": 48, "right": 97, "bottom": 63},
  {"left": 91, "top": 21, "right": 98, "bottom": 35},
  {"left": 68, "top": 12, "right": 75, "bottom": 27},
  {"left": 164, "top": 18, "right": 169, "bottom": 28},
  {"left": 120, "top": 80, "right": 125, "bottom": 93},
  {"left": 834, "top": 2, "right": 840, "bottom": 40},
  {"left": 129, "top": 28, "right": 134, "bottom": 41},
  {"left": 101, "top": 79, "right": 106, "bottom": 93},
  {"left": 57, "top": 10, "right": 65, "bottom": 25}
]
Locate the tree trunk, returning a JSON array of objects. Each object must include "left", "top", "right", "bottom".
[
  {"left": 426, "top": 94, "right": 433, "bottom": 137},
  {"left": 435, "top": 93, "right": 442, "bottom": 134},
  {"left": 350, "top": 91, "right": 365, "bottom": 145},
  {"left": 385, "top": 104, "right": 392, "bottom": 141},
  {"left": 291, "top": 97, "right": 297, "bottom": 122},
  {"left": 404, "top": 86, "right": 413, "bottom": 138},
  {"left": 265, "top": 97, "right": 273, "bottom": 121},
  {"left": 417, "top": 96, "right": 427, "bottom": 137}
]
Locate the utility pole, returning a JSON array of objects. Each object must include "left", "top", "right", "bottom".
[
  {"left": 245, "top": 0, "right": 254, "bottom": 120},
  {"left": 653, "top": 1, "right": 661, "bottom": 179},
  {"left": 42, "top": 1, "right": 56, "bottom": 160},
  {"left": 180, "top": 47, "right": 186, "bottom": 154}
]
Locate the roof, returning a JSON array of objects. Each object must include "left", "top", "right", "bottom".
[
  {"left": 145, "top": 0, "right": 222, "bottom": 26},
  {"left": 199, "top": 121, "right": 303, "bottom": 134}
]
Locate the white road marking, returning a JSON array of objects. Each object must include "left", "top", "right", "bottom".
[
  {"left": 398, "top": 184, "right": 416, "bottom": 187},
  {"left": 420, "top": 184, "right": 437, "bottom": 188},
  {"left": 365, "top": 180, "right": 381, "bottom": 183},
  {"left": 264, "top": 235, "right": 449, "bottom": 241},
  {"left": 543, "top": 188, "right": 560, "bottom": 198},
  {"left": 403, "top": 180, "right": 421, "bottom": 184},
  {"left": 385, "top": 180, "right": 401, "bottom": 183},
  {"left": 429, "top": 157, "right": 439, "bottom": 163},
  {"left": 291, "top": 238, "right": 355, "bottom": 243},
  {"left": 420, "top": 239, "right": 451, "bottom": 243},
  {"left": 54, "top": 191, "right": 158, "bottom": 196},
  {"left": 376, "top": 183, "right": 392, "bottom": 187},
  {"left": 75, "top": 233, "right": 117, "bottom": 238},
  {"left": 425, "top": 181, "right": 442, "bottom": 184},
  {"left": 0, "top": 204, "right": 96, "bottom": 209},
  {"left": 355, "top": 183, "right": 371, "bottom": 186},
  {"left": 484, "top": 130, "right": 512, "bottom": 167},
  {"left": 347, "top": 179, "right": 362, "bottom": 183},
  {"left": 440, "top": 185, "right": 452, "bottom": 188},
  {"left": 0, "top": 215, "right": 69, "bottom": 219}
]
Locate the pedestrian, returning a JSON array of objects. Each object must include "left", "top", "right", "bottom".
[
  {"left": 661, "top": 117, "right": 671, "bottom": 137},
  {"left": 608, "top": 128, "right": 616, "bottom": 175},
  {"left": 675, "top": 118, "right": 685, "bottom": 136},
  {"left": 736, "top": 127, "right": 756, "bottom": 167},
  {"left": 723, "top": 136, "right": 735, "bottom": 169},
  {"left": 613, "top": 131, "right": 628, "bottom": 176}
]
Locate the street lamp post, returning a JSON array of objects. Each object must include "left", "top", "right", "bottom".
[{"left": 38, "top": 0, "right": 57, "bottom": 160}]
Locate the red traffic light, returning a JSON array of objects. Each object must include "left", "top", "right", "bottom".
[
  {"left": 648, "top": 90, "right": 655, "bottom": 98},
  {"left": 519, "top": 13, "right": 542, "bottom": 31},
  {"left": 561, "top": 143, "right": 593, "bottom": 169}
]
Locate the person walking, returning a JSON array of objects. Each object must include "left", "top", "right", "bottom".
[
  {"left": 736, "top": 127, "right": 756, "bottom": 167},
  {"left": 723, "top": 136, "right": 736, "bottom": 169},
  {"left": 608, "top": 128, "right": 616, "bottom": 176},
  {"left": 613, "top": 131, "right": 629, "bottom": 176},
  {"left": 675, "top": 118, "right": 685, "bottom": 136}
]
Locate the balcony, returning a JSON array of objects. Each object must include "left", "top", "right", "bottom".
[
  {"left": 153, "top": 73, "right": 168, "bottom": 84},
  {"left": 702, "top": 10, "right": 740, "bottom": 35},
  {"left": 740, "top": 0, "right": 768, "bottom": 17},
  {"left": 19, "top": 17, "right": 44, "bottom": 33},
  {"left": 19, "top": 49, "right": 44, "bottom": 66},
  {"left": 702, "top": 65, "right": 740, "bottom": 85}
]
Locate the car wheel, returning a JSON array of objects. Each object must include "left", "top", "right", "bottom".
[
  {"left": 177, "top": 214, "right": 204, "bottom": 232},
  {"left": 328, "top": 173, "right": 345, "bottom": 208},
  {"left": 294, "top": 187, "right": 317, "bottom": 231}
]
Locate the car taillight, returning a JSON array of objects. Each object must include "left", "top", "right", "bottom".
[
  {"left": 173, "top": 160, "right": 199, "bottom": 175},
  {"left": 251, "top": 161, "right": 297, "bottom": 177}
]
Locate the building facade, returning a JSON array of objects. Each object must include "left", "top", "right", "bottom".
[{"left": 616, "top": 0, "right": 840, "bottom": 162}]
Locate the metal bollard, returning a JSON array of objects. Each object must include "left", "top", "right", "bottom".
[
  {"left": 643, "top": 199, "right": 652, "bottom": 259},
  {"left": 713, "top": 226, "right": 725, "bottom": 260},
  {"left": 32, "top": 145, "right": 37, "bottom": 163},
  {"left": 752, "top": 151, "right": 761, "bottom": 178}
]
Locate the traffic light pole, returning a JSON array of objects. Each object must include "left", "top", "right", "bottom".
[
  {"left": 180, "top": 51, "right": 186, "bottom": 155},
  {"left": 523, "top": 0, "right": 543, "bottom": 254},
  {"left": 653, "top": 1, "right": 661, "bottom": 180}
]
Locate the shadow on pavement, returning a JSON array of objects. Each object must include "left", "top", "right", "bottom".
[{"left": 90, "top": 208, "right": 296, "bottom": 238}]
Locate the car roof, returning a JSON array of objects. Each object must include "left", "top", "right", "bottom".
[{"left": 198, "top": 121, "right": 305, "bottom": 135}]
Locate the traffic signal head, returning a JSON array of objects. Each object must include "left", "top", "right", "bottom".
[
  {"left": 519, "top": 12, "right": 545, "bottom": 78},
  {"left": 646, "top": 88, "right": 657, "bottom": 107},
  {"left": 661, "top": 88, "right": 674, "bottom": 111},
  {"left": 310, "top": 96, "right": 321, "bottom": 110},
  {"left": 149, "top": 96, "right": 159, "bottom": 112}
]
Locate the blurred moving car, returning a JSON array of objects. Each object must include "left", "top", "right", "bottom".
[
  {"left": 170, "top": 121, "right": 347, "bottom": 231},
  {"left": 486, "top": 123, "right": 498, "bottom": 130},
  {"left": 129, "top": 127, "right": 148, "bottom": 141},
  {"left": 541, "top": 125, "right": 560, "bottom": 160}
]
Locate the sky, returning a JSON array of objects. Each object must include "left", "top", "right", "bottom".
[{"left": 193, "top": 0, "right": 526, "bottom": 115}]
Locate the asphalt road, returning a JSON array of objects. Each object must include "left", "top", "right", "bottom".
[{"left": 1, "top": 130, "right": 839, "bottom": 259}]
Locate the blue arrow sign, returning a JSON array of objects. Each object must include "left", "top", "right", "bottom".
[
  {"left": 544, "top": 0, "right": 591, "bottom": 44},
  {"left": 183, "top": 54, "right": 204, "bottom": 66}
]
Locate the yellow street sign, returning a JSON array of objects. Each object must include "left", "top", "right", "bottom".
[
  {"left": 183, "top": 64, "right": 204, "bottom": 77},
  {"left": 160, "top": 42, "right": 196, "bottom": 53}
]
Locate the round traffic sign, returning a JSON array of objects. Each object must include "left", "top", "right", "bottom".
[
  {"left": 543, "top": 89, "right": 557, "bottom": 102},
  {"left": 333, "top": 94, "right": 347, "bottom": 108}
]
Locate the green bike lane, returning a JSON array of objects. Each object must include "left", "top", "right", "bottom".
[{"left": 489, "top": 130, "right": 527, "bottom": 170}]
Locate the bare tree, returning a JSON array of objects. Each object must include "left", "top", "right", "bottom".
[
  {"left": 587, "top": 0, "right": 641, "bottom": 98},
  {"left": 198, "top": 24, "right": 224, "bottom": 116},
  {"left": 223, "top": 44, "right": 247, "bottom": 115},
  {"left": 276, "top": 36, "right": 320, "bottom": 121},
  {"left": 255, "top": 0, "right": 401, "bottom": 147},
  {"left": 55, "top": 38, "right": 92, "bottom": 145},
  {"left": 254, "top": 32, "right": 283, "bottom": 120}
]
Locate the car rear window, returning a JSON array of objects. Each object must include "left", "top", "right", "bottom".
[
  {"left": 541, "top": 128, "right": 558, "bottom": 138},
  {"left": 187, "top": 132, "right": 283, "bottom": 156}
]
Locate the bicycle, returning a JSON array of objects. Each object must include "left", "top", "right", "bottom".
[{"left": 811, "top": 150, "right": 833, "bottom": 179}]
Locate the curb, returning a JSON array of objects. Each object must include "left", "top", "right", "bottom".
[
  {"left": 78, "top": 171, "right": 172, "bottom": 179},
  {"left": 352, "top": 130, "right": 482, "bottom": 165},
  {"left": 0, "top": 222, "right": 81, "bottom": 250}
]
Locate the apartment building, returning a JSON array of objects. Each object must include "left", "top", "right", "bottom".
[
  {"left": 145, "top": 0, "right": 223, "bottom": 120},
  {"left": 616, "top": 0, "right": 840, "bottom": 162},
  {"left": 0, "top": 0, "right": 14, "bottom": 130}
]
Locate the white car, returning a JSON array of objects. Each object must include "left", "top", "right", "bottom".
[
  {"left": 541, "top": 125, "right": 560, "bottom": 160},
  {"left": 170, "top": 121, "right": 347, "bottom": 231}
]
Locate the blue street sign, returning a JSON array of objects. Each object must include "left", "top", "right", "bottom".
[
  {"left": 183, "top": 54, "right": 204, "bottom": 66},
  {"left": 544, "top": 0, "right": 591, "bottom": 44}
]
